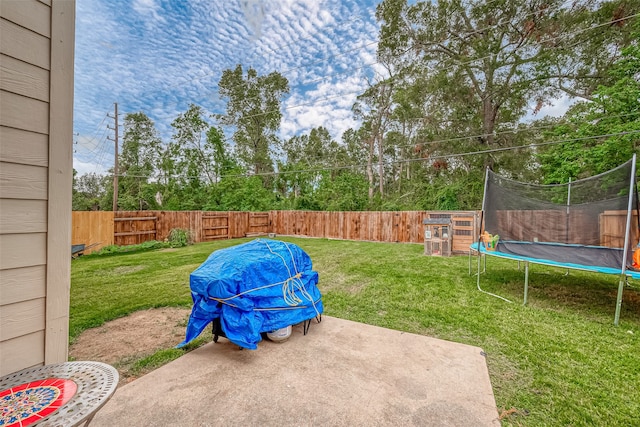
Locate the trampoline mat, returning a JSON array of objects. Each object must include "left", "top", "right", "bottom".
[{"left": 497, "top": 241, "right": 624, "bottom": 270}]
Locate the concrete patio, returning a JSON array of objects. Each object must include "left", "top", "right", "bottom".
[{"left": 91, "top": 316, "right": 500, "bottom": 426}]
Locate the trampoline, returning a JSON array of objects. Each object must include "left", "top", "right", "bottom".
[{"left": 474, "top": 155, "right": 639, "bottom": 325}]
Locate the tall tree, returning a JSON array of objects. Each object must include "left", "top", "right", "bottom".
[
  {"left": 538, "top": 21, "right": 640, "bottom": 183},
  {"left": 72, "top": 170, "right": 106, "bottom": 211},
  {"left": 119, "top": 112, "right": 162, "bottom": 210},
  {"left": 277, "top": 127, "right": 340, "bottom": 209},
  {"left": 375, "top": 0, "right": 636, "bottom": 171},
  {"left": 353, "top": 78, "right": 395, "bottom": 199},
  {"left": 217, "top": 65, "right": 289, "bottom": 177},
  {"left": 170, "top": 104, "right": 217, "bottom": 186}
]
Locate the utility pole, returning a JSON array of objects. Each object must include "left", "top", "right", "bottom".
[{"left": 107, "top": 102, "right": 119, "bottom": 211}]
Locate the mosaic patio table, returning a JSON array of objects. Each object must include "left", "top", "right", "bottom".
[{"left": 0, "top": 361, "right": 118, "bottom": 427}]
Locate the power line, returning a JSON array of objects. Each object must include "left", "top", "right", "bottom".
[
  {"left": 74, "top": 111, "right": 109, "bottom": 150},
  {"left": 111, "top": 129, "right": 640, "bottom": 180},
  {"left": 280, "top": 111, "right": 640, "bottom": 165},
  {"left": 74, "top": 124, "right": 110, "bottom": 161}
]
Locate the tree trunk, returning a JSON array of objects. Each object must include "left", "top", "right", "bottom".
[
  {"left": 378, "top": 134, "right": 384, "bottom": 196},
  {"left": 482, "top": 97, "right": 496, "bottom": 146},
  {"left": 366, "top": 137, "right": 375, "bottom": 199}
]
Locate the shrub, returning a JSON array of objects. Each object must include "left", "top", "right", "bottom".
[
  {"left": 167, "top": 228, "right": 194, "bottom": 248},
  {"left": 90, "top": 240, "right": 168, "bottom": 256}
]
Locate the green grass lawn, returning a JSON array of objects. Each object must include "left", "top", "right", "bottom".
[{"left": 70, "top": 237, "right": 640, "bottom": 426}]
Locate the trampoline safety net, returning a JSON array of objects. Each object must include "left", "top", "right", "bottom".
[{"left": 483, "top": 158, "right": 639, "bottom": 268}]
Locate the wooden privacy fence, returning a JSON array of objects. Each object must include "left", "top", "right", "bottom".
[
  {"left": 111, "top": 211, "right": 270, "bottom": 245},
  {"left": 269, "top": 210, "right": 478, "bottom": 253},
  {"left": 600, "top": 210, "right": 639, "bottom": 248},
  {"left": 494, "top": 209, "right": 638, "bottom": 248},
  {"left": 72, "top": 210, "right": 479, "bottom": 254},
  {"left": 72, "top": 211, "right": 114, "bottom": 254}
]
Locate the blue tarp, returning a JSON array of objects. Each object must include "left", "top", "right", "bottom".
[{"left": 177, "top": 239, "right": 323, "bottom": 350}]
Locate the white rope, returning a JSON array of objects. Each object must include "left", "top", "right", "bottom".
[
  {"left": 207, "top": 240, "right": 321, "bottom": 317},
  {"left": 263, "top": 240, "right": 322, "bottom": 317}
]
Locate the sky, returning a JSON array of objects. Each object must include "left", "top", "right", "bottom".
[
  {"left": 73, "top": 0, "right": 384, "bottom": 175},
  {"left": 72, "top": 0, "right": 572, "bottom": 176}
]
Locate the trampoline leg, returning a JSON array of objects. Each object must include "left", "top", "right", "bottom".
[
  {"left": 523, "top": 262, "right": 529, "bottom": 305},
  {"left": 476, "top": 250, "right": 482, "bottom": 290},
  {"left": 614, "top": 275, "right": 625, "bottom": 326}
]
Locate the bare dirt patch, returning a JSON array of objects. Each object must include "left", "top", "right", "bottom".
[{"left": 69, "top": 307, "right": 192, "bottom": 385}]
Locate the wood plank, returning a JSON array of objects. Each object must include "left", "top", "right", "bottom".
[
  {"left": 380, "top": 212, "right": 393, "bottom": 242},
  {"left": 114, "top": 213, "right": 157, "bottom": 245},
  {"left": 274, "top": 211, "right": 283, "bottom": 235},
  {"left": 0, "top": 0, "right": 51, "bottom": 38},
  {"left": 71, "top": 211, "right": 114, "bottom": 253},
  {"left": 0, "top": 54, "right": 49, "bottom": 101},
  {"left": 0, "top": 232, "right": 46, "bottom": 269},
  {"left": 452, "top": 215, "right": 477, "bottom": 254},
  {"left": 276, "top": 211, "right": 286, "bottom": 235},
  {"left": 0, "top": 265, "right": 46, "bottom": 305},
  {"left": 191, "top": 211, "right": 201, "bottom": 242},
  {"left": 296, "top": 210, "right": 304, "bottom": 235},
  {"left": 0, "top": 161, "right": 48, "bottom": 199},
  {"left": 0, "top": 126, "right": 48, "bottom": 166},
  {"left": 45, "top": 0, "right": 75, "bottom": 366},
  {"left": 599, "top": 210, "right": 639, "bottom": 248},
  {"left": 0, "top": 331, "right": 44, "bottom": 376},
  {"left": 0, "top": 199, "right": 47, "bottom": 233},
  {"left": 114, "top": 216, "right": 157, "bottom": 221},
  {"left": 0, "top": 90, "right": 49, "bottom": 134},
  {"left": 0, "top": 18, "right": 50, "bottom": 69},
  {"left": 0, "top": 297, "right": 45, "bottom": 341},
  {"left": 114, "top": 230, "right": 157, "bottom": 237},
  {"left": 203, "top": 234, "right": 229, "bottom": 240}
]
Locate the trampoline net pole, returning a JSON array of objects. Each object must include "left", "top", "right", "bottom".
[
  {"left": 476, "top": 167, "right": 489, "bottom": 286},
  {"left": 615, "top": 153, "right": 637, "bottom": 325}
]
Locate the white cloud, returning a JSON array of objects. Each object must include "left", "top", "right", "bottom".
[
  {"left": 132, "top": 0, "right": 166, "bottom": 24},
  {"left": 74, "top": 0, "right": 381, "bottom": 171},
  {"left": 74, "top": 157, "right": 110, "bottom": 176},
  {"left": 525, "top": 95, "right": 574, "bottom": 122}
]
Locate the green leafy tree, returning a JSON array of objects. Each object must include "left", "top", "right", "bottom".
[
  {"left": 118, "top": 112, "right": 162, "bottom": 210},
  {"left": 353, "top": 78, "right": 394, "bottom": 199},
  {"left": 208, "top": 172, "right": 277, "bottom": 211},
  {"left": 217, "top": 65, "right": 289, "bottom": 177},
  {"left": 538, "top": 22, "right": 640, "bottom": 183},
  {"left": 315, "top": 171, "right": 370, "bottom": 211},
  {"left": 161, "top": 104, "right": 225, "bottom": 210},
  {"left": 277, "top": 127, "right": 340, "bottom": 209},
  {"left": 72, "top": 170, "right": 106, "bottom": 210},
  {"left": 375, "top": 0, "right": 636, "bottom": 179},
  {"left": 169, "top": 104, "right": 217, "bottom": 186}
]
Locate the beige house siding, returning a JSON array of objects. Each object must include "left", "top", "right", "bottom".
[{"left": 0, "top": 0, "right": 75, "bottom": 376}]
